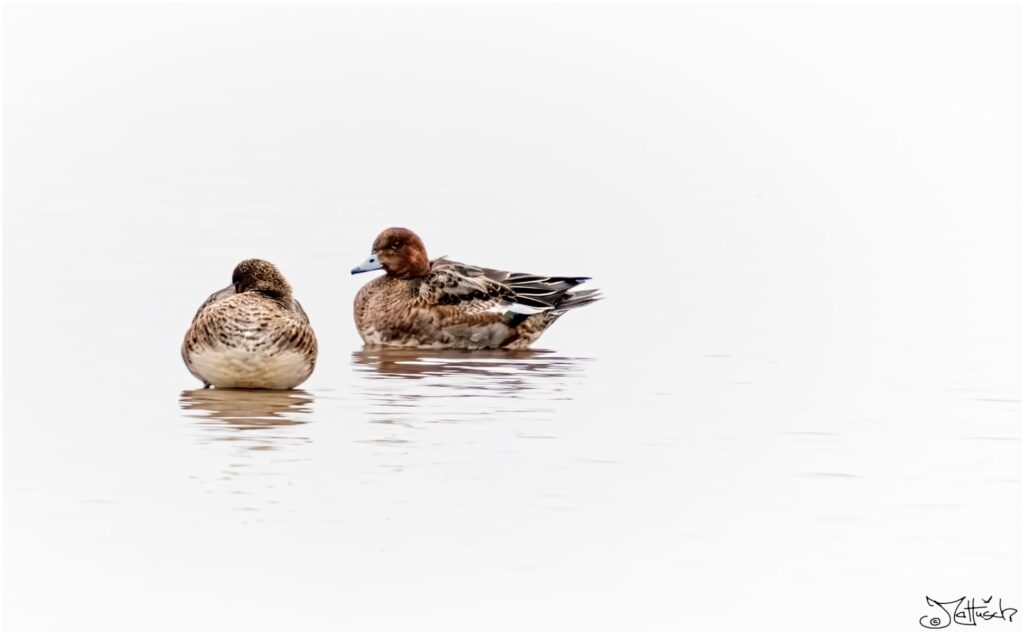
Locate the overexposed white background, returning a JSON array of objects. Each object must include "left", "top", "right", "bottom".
[{"left": 3, "top": 2, "right": 1020, "bottom": 631}]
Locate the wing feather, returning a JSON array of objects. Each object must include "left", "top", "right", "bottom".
[
  {"left": 191, "top": 284, "right": 236, "bottom": 320},
  {"left": 425, "top": 258, "right": 599, "bottom": 317}
]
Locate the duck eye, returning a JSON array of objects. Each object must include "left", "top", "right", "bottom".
[{"left": 389, "top": 242, "right": 402, "bottom": 250}]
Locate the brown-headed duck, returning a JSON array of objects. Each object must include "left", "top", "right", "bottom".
[{"left": 351, "top": 228, "right": 600, "bottom": 349}]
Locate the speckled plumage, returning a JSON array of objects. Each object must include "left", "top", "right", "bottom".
[
  {"left": 352, "top": 229, "right": 600, "bottom": 349},
  {"left": 182, "top": 259, "right": 318, "bottom": 389}
]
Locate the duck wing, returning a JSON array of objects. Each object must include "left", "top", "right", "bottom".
[
  {"left": 291, "top": 297, "right": 312, "bottom": 323},
  {"left": 425, "top": 258, "right": 599, "bottom": 318},
  {"left": 423, "top": 258, "right": 516, "bottom": 311},
  {"left": 191, "top": 284, "right": 236, "bottom": 321},
  {"left": 478, "top": 267, "right": 596, "bottom": 314}
]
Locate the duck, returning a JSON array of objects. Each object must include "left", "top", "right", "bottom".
[
  {"left": 350, "top": 228, "right": 600, "bottom": 349},
  {"left": 182, "top": 259, "right": 318, "bottom": 389}
]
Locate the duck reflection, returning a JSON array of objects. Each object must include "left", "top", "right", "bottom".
[
  {"left": 352, "top": 348, "right": 588, "bottom": 382},
  {"left": 179, "top": 389, "right": 315, "bottom": 509},
  {"left": 351, "top": 348, "right": 591, "bottom": 436},
  {"left": 180, "top": 388, "right": 313, "bottom": 428},
  {"left": 179, "top": 388, "right": 313, "bottom": 449}
]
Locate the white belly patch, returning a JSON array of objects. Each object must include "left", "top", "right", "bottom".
[{"left": 188, "top": 349, "right": 311, "bottom": 389}]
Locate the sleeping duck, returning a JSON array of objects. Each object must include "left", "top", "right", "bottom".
[
  {"left": 351, "top": 228, "right": 600, "bottom": 349},
  {"left": 182, "top": 259, "right": 318, "bottom": 389}
]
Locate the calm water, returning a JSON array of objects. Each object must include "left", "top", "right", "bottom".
[
  {"left": 4, "top": 4, "right": 1020, "bottom": 631},
  {"left": 6, "top": 334, "right": 1019, "bottom": 630}
]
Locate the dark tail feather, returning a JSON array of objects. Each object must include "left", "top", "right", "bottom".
[{"left": 552, "top": 288, "right": 602, "bottom": 314}]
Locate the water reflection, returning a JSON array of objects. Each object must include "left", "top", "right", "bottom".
[
  {"left": 350, "top": 348, "right": 592, "bottom": 433},
  {"left": 179, "top": 389, "right": 315, "bottom": 509},
  {"left": 352, "top": 348, "right": 589, "bottom": 383},
  {"left": 179, "top": 388, "right": 313, "bottom": 449}
]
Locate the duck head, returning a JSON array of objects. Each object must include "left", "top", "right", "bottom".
[
  {"left": 232, "top": 259, "right": 293, "bottom": 299},
  {"left": 351, "top": 227, "right": 430, "bottom": 279}
]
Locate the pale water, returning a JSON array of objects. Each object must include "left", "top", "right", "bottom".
[{"left": 3, "top": 4, "right": 1020, "bottom": 631}]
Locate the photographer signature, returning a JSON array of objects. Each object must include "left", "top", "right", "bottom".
[{"left": 920, "top": 596, "right": 1016, "bottom": 628}]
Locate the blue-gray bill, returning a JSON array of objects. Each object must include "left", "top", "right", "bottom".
[{"left": 351, "top": 253, "right": 383, "bottom": 275}]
